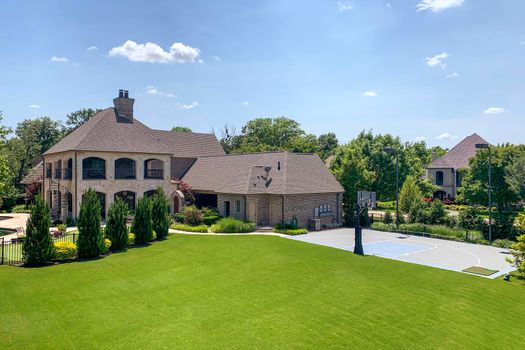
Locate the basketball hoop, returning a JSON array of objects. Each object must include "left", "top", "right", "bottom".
[{"left": 354, "top": 191, "right": 376, "bottom": 255}]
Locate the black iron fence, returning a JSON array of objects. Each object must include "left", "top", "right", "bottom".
[{"left": 0, "top": 233, "right": 77, "bottom": 266}]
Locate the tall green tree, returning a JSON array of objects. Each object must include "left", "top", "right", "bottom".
[
  {"left": 65, "top": 108, "right": 102, "bottom": 132},
  {"left": 399, "top": 176, "right": 423, "bottom": 217},
  {"left": 505, "top": 150, "right": 525, "bottom": 201},
  {"left": 458, "top": 145, "right": 522, "bottom": 211},
  {"left": 0, "top": 113, "right": 15, "bottom": 207},
  {"left": 151, "top": 187, "right": 171, "bottom": 240},
  {"left": 105, "top": 197, "right": 129, "bottom": 251},
  {"left": 133, "top": 196, "right": 153, "bottom": 244},
  {"left": 77, "top": 188, "right": 104, "bottom": 258},
  {"left": 318, "top": 133, "right": 339, "bottom": 160},
  {"left": 171, "top": 126, "right": 192, "bottom": 132},
  {"left": 22, "top": 196, "right": 54, "bottom": 265}
]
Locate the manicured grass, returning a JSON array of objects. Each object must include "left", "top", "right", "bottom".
[{"left": 1, "top": 234, "right": 524, "bottom": 349}]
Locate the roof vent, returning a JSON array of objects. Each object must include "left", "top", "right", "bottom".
[{"left": 113, "top": 89, "right": 135, "bottom": 121}]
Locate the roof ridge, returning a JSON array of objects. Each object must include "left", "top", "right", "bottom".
[{"left": 75, "top": 108, "right": 116, "bottom": 150}]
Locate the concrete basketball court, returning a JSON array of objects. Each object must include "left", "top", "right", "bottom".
[{"left": 288, "top": 228, "right": 515, "bottom": 279}]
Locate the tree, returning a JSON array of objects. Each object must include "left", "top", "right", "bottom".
[
  {"left": 133, "top": 196, "right": 153, "bottom": 244},
  {"left": 318, "top": 133, "right": 339, "bottom": 160},
  {"left": 458, "top": 145, "right": 521, "bottom": 211},
  {"left": 399, "top": 176, "right": 423, "bottom": 218},
  {"left": 171, "top": 126, "right": 192, "bottom": 132},
  {"left": 105, "top": 197, "right": 129, "bottom": 251},
  {"left": 151, "top": 187, "right": 171, "bottom": 240},
  {"left": 77, "top": 188, "right": 105, "bottom": 258},
  {"left": 429, "top": 200, "right": 447, "bottom": 225},
  {"left": 65, "top": 108, "right": 102, "bottom": 132},
  {"left": 506, "top": 150, "right": 525, "bottom": 201},
  {"left": 507, "top": 233, "right": 525, "bottom": 278},
  {"left": 0, "top": 113, "right": 15, "bottom": 207},
  {"left": 22, "top": 196, "right": 54, "bottom": 265}
]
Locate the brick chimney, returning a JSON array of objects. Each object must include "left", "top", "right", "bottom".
[{"left": 113, "top": 89, "right": 134, "bottom": 120}]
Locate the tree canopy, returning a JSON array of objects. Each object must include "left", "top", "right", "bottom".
[
  {"left": 65, "top": 108, "right": 102, "bottom": 133},
  {"left": 171, "top": 126, "right": 192, "bottom": 132}
]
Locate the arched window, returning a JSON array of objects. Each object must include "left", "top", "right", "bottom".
[
  {"left": 115, "top": 158, "right": 136, "bottom": 179},
  {"left": 144, "top": 159, "right": 164, "bottom": 179},
  {"left": 436, "top": 171, "right": 444, "bottom": 186},
  {"left": 82, "top": 191, "right": 106, "bottom": 219},
  {"left": 67, "top": 192, "right": 73, "bottom": 215},
  {"left": 114, "top": 191, "right": 136, "bottom": 212},
  {"left": 82, "top": 157, "right": 106, "bottom": 179},
  {"left": 144, "top": 190, "right": 157, "bottom": 198}
]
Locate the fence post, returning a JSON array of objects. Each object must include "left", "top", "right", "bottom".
[{"left": 1, "top": 237, "right": 4, "bottom": 265}]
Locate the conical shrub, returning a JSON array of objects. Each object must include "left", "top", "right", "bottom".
[
  {"left": 152, "top": 187, "right": 171, "bottom": 240},
  {"left": 23, "top": 196, "right": 54, "bottom": 266},
  {"left": 133, "top": 196, "right": 153, "bottom": 245},
  {"left": 105, "top": 197, "right": 129, "bottom": 251},
  {"left": 77, "top": 188, "right": 104, "bottom": 258}
]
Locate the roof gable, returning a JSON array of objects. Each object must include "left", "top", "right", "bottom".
[{"left": 428, "top": 133, "right": 489, "bottom": 169}]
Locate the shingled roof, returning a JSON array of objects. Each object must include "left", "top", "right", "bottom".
[
  {"left": 44, "top": 108, "right": 224, "bottom": 157},
  {"left": 428, "top": 133, "right": 489, "bottom": 169},
  {"left": 181, "top": 151, "right": 344, "bottom": 195}
]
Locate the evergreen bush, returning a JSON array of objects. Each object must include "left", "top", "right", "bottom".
[
  {"left": 105, "top": 197, "right": 129, "bottom": 251},
  {"left": 182, "top": 205, "right": 203, "bottom": 226},
  {"left": 77, "top": 188, "right": 105, "bottom": 259},
  {"left": 22, "top": 196, "right": 54, "bottom": 266},
  {"left": 151, "top": 187, "right": 171, "bottom": 240},
  {"left": 133, "top": 196, "right": 153, "bottom": 244}
]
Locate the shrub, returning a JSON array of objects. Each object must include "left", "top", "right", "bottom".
[
  {"left": 53, "top": 241, "right": 77, "bottom": 260},
  {"left": 77, "top": 188, "right": 105, "bottom": 259},
  {"left": 273, "top": 228, "right": 308, "bottom": 235},
  {"left": 12, "top": 204, "right": 32, "bottom": 213},
  {"left": 492, "top": 211, "right": 518, "bottom": 240},
  {"left": 171, "top": 224, "right": 209, "bottom": 233},
  {"left": 56, "top": 224, "right": 67, "bottom": 235},
  {"left": 515, "top": 212, "right": 525, "bottom": 234},
  {"left": 133, "top": 196, "right": 153, "bottom": 245},
  {"left": 492, "top": 239, "right": 514, "bottom": 249},
  {"left": 151, "top": 231, "right": 157, "bottom": 241},
  {"left": 507, "top": 234, "right": 525, "bottom": 277},
  {"left": 203, "top": 215, "right": 220, "bottom": 226},
  {"left": 173, "top": 212, "right": 185, "bottom": 223},
  {"left": 103, "top": 238, "right": 112, "bottom": 253},
  {"left": 128, "top": 233, "right": 135, "bottom": 245},
  {"left": 399, "top": 175, "right": 423, "bottom": 217},
  {"left": 182, "top": 205, "right": 203, "bottom": 226},
  {"left": 458, "top": 207, "right": 485, "bottom": 231},
  {"left": 22, "top": 196, "right": 54, "bottom": 266},
  {"left": 383, "top": 211, "right": 393, "bottom": 224},
  {"left": 211, "top": 217, "right": 255, "bottom": 233},
  {"left": 429, "top": 200, "right": 447, "bottom": 225},
  {"left": 151, "top": 187, "right": 171, "bottom": 240},
  {"left": 66, "top": 216, "right": 77, "bottom": 227},
  {"left": 201, "top": 207, "right": 219, "bottom": 217},
  {"left": 105, "top": 198, "right": 129, "bottom": 251}
]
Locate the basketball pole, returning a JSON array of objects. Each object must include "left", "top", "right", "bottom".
[{"left": 354, "top": 193, "right": 364, "bottom": 255}]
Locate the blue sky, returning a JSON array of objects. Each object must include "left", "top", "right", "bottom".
[{"left": 0, "top": 0, "right": 524, "bottom": 148}]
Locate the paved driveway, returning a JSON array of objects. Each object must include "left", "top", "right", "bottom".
[{"left": 288, "top": 228, "right": 515, "bottom": 279}]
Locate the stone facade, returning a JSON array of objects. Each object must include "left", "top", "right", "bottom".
[
  {"left": 43, "top": 150, "right": 182, "bottom": 221},
  {"left": 426, "top": 167, "right": 458, "bottom": 200}
]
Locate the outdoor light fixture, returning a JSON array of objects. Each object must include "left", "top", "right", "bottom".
[{"left": 475, "top": 143, "right": 492, "bottom": 242}]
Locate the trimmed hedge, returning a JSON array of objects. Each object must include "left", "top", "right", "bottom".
[
  {"left": 273, "top": 228, "right": 308, "bottom": 235},
  {"left": 211, "top": 218, "right": 255, "bottom": 233},
  {"left": 171, "top": 224, "right": 209, "bottom": 233},
  {"left": 371, "top": 222, "right": 484, "bottom": 243}
]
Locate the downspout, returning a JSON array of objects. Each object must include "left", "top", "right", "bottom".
[{"left": 243, "top": 195, "right": 247, "bottom": 221}]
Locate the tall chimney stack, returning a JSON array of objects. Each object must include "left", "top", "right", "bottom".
[{"left": 113, "top": 89, "right": 134, "bottom": 120}]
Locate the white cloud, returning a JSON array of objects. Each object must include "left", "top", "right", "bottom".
[
  {"left": 177, "top": 101, "right": 199, "bottom": 110},
  {"left": 29, "top": 104, "right": 40, "bottom": 109},
  {"left": 416, "top": 0, "right": 464, "bottom": 12},
  {"left": 212, "top": 56, "right": 221, "bottom": 61},
  {"left": 109, "top": 40, "right": 200, "bottom": 63},
  {"left": 145, "top": 86, "right": 174, "bottom": 98},
  {"left": 437, "top": 133, "right": 458, "bottom": 140},
  {"left": 386, "top": 3, "right": 392, "bottom": 8},
  {"left": 425, "top": 52, "right": 449, "bottom": 68},
  {"left": 87, "top": 46, "right": 98, "bottom": 51},
  {"left": 362, "top": 91, "right": 378, "bottom": 97},
  {"left": 445, "top": 72, "right": 459, "bottom": 78},
  {"left": 520, "top": 41, "right": 525, "bottom": 45},
  {"left": 50, "top": 56, "right": 70, "bottom": 62},
  {"left": 483, "top": 107, "right": 505, "bottom": 114},
  {"left": 241, "top": 102, "right": 249, "bottom": 106},
  {"left": 415, "top": 136, "right": 427, "bottom": 142},
  {"left": 337, "top": 1, "right": 352, "bottom": 12},
  {"left": 197, "top": 59, "right": 204, "bottom": 64}
]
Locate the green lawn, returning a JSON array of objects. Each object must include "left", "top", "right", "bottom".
[{"left": 1, "top": 234, "right": 524, "bottom": 349}]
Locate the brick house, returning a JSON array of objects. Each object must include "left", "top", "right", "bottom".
[
  {"left": 426, "top": 133, "right": 489, "bottom": 200},
  {"left": 42, "top": 91, "right": 343, "bottom": 229}
]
